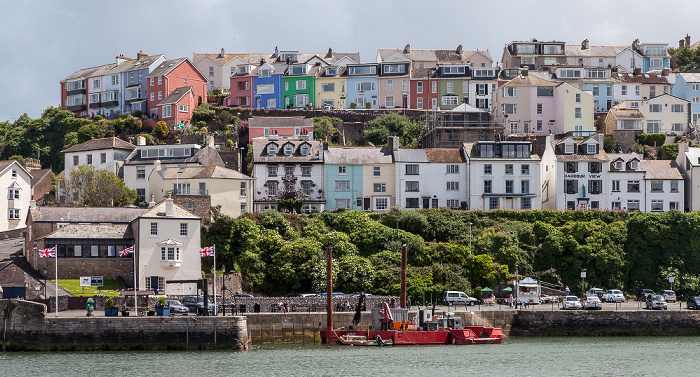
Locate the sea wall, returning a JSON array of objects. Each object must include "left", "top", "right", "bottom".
[
  {"left": 0, "top": 300, "right": 247, "bottom": 351},
  {"left": 246, "top": 312, "right": 373, "bottom": 344}
]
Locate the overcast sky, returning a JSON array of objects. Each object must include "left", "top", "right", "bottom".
[{"left": 2, "top": 0, "right": 699, "bottom": 122}]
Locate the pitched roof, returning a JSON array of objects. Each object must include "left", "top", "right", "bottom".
[
  {"left": 609, "top": 108, "right": 644, "bottom": 119},
  {"left": 677, "top": 73, "right": 700, "bottom": 83},
  {"left": 156, "top": 166, "right": 251, "bottom": 180},
  {"left": 43, "top": 223, "right": 133, "bottom": 240},
  {"left": 123, "top": 144, "right": 224, "bottom": 167},
  {"left": 425, "top": 148, "right": 465, "bottom": 163},
  {"left": 564, "top": 45, "right": 628, "bottom": 57},
  {"left": 394, "top": 149, "right": 428, "bottom": 163},
  {"left": 30, "top": 168, "right": 52, "bottom": 186},
  {"left": 611, "top": 72, "right": 669, "bottom": 84},
  {"left": 252, "top": 140, "right": 322, "bottom": 164},
  {"left": 147, "top": 58, "right": 188, "bottom": 78},
  {"left": 324, "top": 147, "right": 393, "bottom": 165},
  {"left": 641, "top": 160, "right": 683, "bottom": 180},
  {"left": 159, "top": 87, "right": 192, "bottom": 106},
  {"left": 139, "top": 199, "right": 200, "bottom": 219},
  {"left": 29, "top": 207, "right": 148, "bottom": 223},
  {"left": 410, "top": 68, "right": 435, "bottom": 79},
  {"left": 61, "top": 137, "right": 136, "bottom": 154},
  {"left": 504, "top": 74, "right": 556, "bottom": 86},
  {"left": 61, "top": 64, "right": 111, "bottom": 82},
  {"left": 248, "top": 117, "right": 314, "bottom": 129}
]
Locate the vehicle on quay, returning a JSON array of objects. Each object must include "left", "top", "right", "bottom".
[
  {"left": 687, "top": 296, "right": 700, "bottom": 310},
  {"left": 233, "top": 294, "right": 254, "bottom": 298},
  {"left": 317, "top": 292, "right": 345, "bottom": 297},
  {"left": 166, "top": 299, "right": 189, "bottom": 315},
  {"left": 351, "top": 292, "right": 373, "bottom": 298},
  {"left": 646, "top": 294, "right": 668, "bottom": 310},
  {"left": 442, "top": 291, "right": 478, "bottom": 306},
  {"left": 602, "top": 289, "right": 625, "bottom": 303},
  {"left": 638, "top": 289, "right": 654, "bottom": 301},
  {"left": 583, "top": 296, "right": 602, "bottom": 310},
  {"left": 659, "top": 290, "right": 676, "bottom": 303},
  {"left": 297, "top": 293, "right": 316, "bottom": 298},
  {"left": 181, "top": 296, "right": 215, "bottom": 315},
  {"left": 586, "top": 288, "right": 605, "bottom": 299},
  {"left": 562, "top": 296, "right": 582, "bottom": 310}
]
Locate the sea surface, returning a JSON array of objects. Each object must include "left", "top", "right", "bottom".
[{"left": 2, "top": 336, "right": 697, "bottom": 376}]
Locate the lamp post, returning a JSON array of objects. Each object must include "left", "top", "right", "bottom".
[
  {"left": 469, "top": 222, "right": 472, "bottom": 252},
  {"left": 221, "top": 265, "right": 226, "bottom": 316},
  {"left": 43, "top": 266, "right": 47, "bottom": 300},
  {"left": 581, "top": 269, "right": 587, "bottom": 298},
  {"left": 362, "top": 269, "right": 367, "bottom": 293}
]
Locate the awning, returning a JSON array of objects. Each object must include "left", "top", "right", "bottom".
[
  {"left": 481, "top": 287, "right": 493, "bottom": 292},
  {"left": 502, "top": 287, "right": 513, "bottom": 292}
]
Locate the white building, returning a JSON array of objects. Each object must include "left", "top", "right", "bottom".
[
  {"left": 0, "top": 160, "right": 32, "bottom": 232},
  {"left": 61, "top": 137, "right": 135, "bottom": 177},
  {"left": 463, "top": 140, "right": 541, "bottom": 210},
  {"left": 676, "top": 142, "right": 700, "bottom": 212},
  {"left": 613, "top": 94, "right": 689, "bottom": 136}
]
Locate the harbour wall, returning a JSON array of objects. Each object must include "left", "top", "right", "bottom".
[{"left": 0, "top": 300, "right": 248, "bottom": 351}]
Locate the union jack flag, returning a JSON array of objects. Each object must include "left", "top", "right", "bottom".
[
  {"left": 119, "top": 246, "right": 134, "bottom": 257},
  {"left": 199, "top": 246, "right": 214, "bottom": 257},
  {"left": 39, "top": 247, "right": 56, "bottom": 258}
]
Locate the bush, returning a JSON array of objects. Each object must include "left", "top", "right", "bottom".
[
  {"left": 661, "top": 143, "right": 679, "bottom": 160},
  {"left": 93, "top": 115, "right": 103, "bottom": 121},
  {"left": 637, "top": 133, "right": 666, "bottom": 147},
  {"left": 192, "top": 103, "right": 215, "bottom": 123},
  {"left": 603, "top": 135, "right": 617, "bottom": 153},
  {"left": 350, "top": 103, "right": 356, "bottom": 109},
  {"left": 365, "top": 102, "right": 371, "bottom": 109},
  {"left": 155, "top": 121, "right": 169, "bottom": 139}
]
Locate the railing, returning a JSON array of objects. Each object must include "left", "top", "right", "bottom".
[
  {"left": 171, "top": 189, "right": 208, "bottom": 196},
  {"left": 572, "top": 130, "right": 598, "bottom": 138}
]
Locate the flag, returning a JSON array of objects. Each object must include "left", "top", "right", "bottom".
[
  {"left": 175, "top": 121, "right": 185, "bottom": 130},
  {"left": 199, "top": 246, "right": 214, "bottom": 257},
  {"left": 39, "top": 247, "right": 56, "bottom": 258},
  {"left": 119, "top": 246, "right": 134, "bottom": 257}
]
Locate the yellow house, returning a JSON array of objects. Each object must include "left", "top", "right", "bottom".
[
  {"left": 149, "top": 162, "right": 254, "bottom": 219},
  {"left": 315, "top": 66, "right": 347, "bottom": 109}
]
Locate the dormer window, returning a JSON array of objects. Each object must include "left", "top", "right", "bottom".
[
  {"left": 300, "top": 145, "right": 310, "bottom": 156},
  {"left": 258, "top": 69, "right": 271, "bottom": 78},
  {"left": 587, "top": 144, "right": 596, "bottom": 154},
  {"left": 267, "top": 145, "right": 278, "bottom": 156},
  {"left": 326, "top": 67, "right": 338, "bottom": 76},
  {"left": 615, "top": 161, "right": 623, "bottom": 170},
  {"left": 629, "top": 161, "right": 638, "bottom": 170},
  {"left": 290, "top": 65, "right": 307, "bottom": 75},
  {"left": 442, "top": 66, "right": 465, "bottom": 74},
  {"left": 284, "top": 144, "right": 294, "bottom": 156},
  {"left": 564, "top": 144, "right": 574, "bottom": 154},
  {"left": 237, "top": 66, "right": 249, "bottom": 75}
]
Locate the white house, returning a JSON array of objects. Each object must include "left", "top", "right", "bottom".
[
  {"left": 463, "top": 140, "right": 541, "bottom": 210},
  {"left": 613, "top": 94, "right": 689, "bottom": 136},
  {"left": 61, "top": 137, "right": 136, "bottom": 177},
  {"left": 0, "top": 160, "right": 32, "bottom": 232},
  {"left": 676, "top": 142, "right": 700, "bottom": 212}
]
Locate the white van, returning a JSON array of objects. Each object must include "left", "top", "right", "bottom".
[{"left": 442, "top": 291, "right": 478, "bottom": 306}]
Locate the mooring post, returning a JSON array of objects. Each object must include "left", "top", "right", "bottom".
[
  {"left": 401, "top": 244, "right": 407, "bottom": 309},
  {"left": 326, "top": 246, "right": 333, "bottom": 334}
]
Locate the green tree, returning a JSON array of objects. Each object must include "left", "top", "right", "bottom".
[
  {"left": 365, "top": 113, "right": 422, "bottom": 147},
  {"left": 155, "top": 121, "right": 170, "bottom": 139},
  {"left": 55, "top": 165, "right": 136, "bottom": 206},
  {"left": 313, "top": 116, "right": 339, "bottom": 143}
]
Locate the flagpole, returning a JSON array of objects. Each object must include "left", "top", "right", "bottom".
[
  {"left": 54, "top": 245, "right": 58, "bottom": 317},
  {"left": 213, "top": 245, "right": 217, "bottom": 316},
  {"left": 133, "top": 245, "right": 137, "bottom": 316}
]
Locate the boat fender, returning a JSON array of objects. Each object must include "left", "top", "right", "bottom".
[{"left": 377, "top": 335, "right": 383, "bottom": 346}]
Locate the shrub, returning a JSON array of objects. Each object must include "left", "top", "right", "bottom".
[
  {"left": 350, "top": 103, "right": 356, "bottom": 109},
  {"left": 603, "top": 135, "right": 617, "bottom": 153},
  {"left": 661, "top": 143, "right": 679, "bottom": 160},
  {"left": 192, "top": 103, "right": 215, "bottom": 123},
  {"left": 155, "top": 121, "right": 169, "bottom": 139},
  {"left": 365, "top": 102, "right": 371, "bottom": 109},
  {"left": 93, "top": 115, "right": 103, "bottom": 121},
  {"left": 133, "top": 110, "right": 143, "bottom": 118}
]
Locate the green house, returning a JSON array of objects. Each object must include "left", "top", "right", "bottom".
[{"left": 283, "top": 63, "right": 317, "bottom": 109}]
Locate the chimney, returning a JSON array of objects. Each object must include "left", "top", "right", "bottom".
[
  {"left": 582, "top": 39, "right": 589, "bottom": 50},
  {"left": 137, "top": 51, "right": 148, "bottom": 60},
  {"left": 387, "top": 135, "right": 400, "bottom": 152},
  {"left": 680, "top": 39, "right": 686, "bottom": 49},
  {"left": 273, "top": 46, "right": 279, "bottom": 59},
  {"left": 218, "top": 47, "right": 225, "bottom": 58},
  {"left": 633, "top": 67, "right": 641, "bottom": 76},
  {"left": 165, "top": 193, "right": 174, "bottom": 217},
  {"left": 136, "top": 135, "right": 146, "bottom": 146},
  {"left": 208, "top": 135, "right": 215, "bottom": 148},
  {"left": 522, "top": 68, "right": 529, "bottom": 76},
  {"left": 325, "top": 47, "right": 333, "bottom": 59},
  {"left": 632, "top": 39, "right": 640, "bottom": 51},
  {"left": 678, "top": 141, "right": 689, "bottom": 161},
  {"left": 30, "top": 200, "right": 36, "bottom": 209},
  {"left": 662, "top": 68, "right": 670, "bottom": 76},
  {"left": 153, "top": 158, "right": 161, "bottom": 172},
  {"left": 148, "top": 194, "right": 156, "bottom": 208},
  {"left": 456, "top": 44, "right": 463, "bottom": 55},
  {"left": 403, "top": 44, "right": 411, "bottom": 54},
  {"left": 260, "top": 58, "right": 266, "bottom": 65},
  {"left": 686, "top": 34, "right": 691, "bottom": 48}
]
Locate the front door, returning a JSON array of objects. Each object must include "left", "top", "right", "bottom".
[
  {"left": 422, "top": 198, "right": 430, "bottom": 209},
  {"left": 150, "top": 276, "right": 160, "bottom": 294},
  {"left": 364, "top": 198, "right": 370, "bottom": 210}
]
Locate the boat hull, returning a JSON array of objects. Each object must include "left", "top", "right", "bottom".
[{"left": 322, "top": 326, "right": 503, "bottom": 345}]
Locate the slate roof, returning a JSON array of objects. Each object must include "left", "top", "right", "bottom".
[
  {"left": 324, "top": 147, "right": 393, "bottom": 165},
  {"left": 504, "top": 74, "right": 557, "bottom": 86},
  {"left": 156, "top": 166, "right": 251, "bottom": 180},
  {"left": 124, "top": 145, "right": 224, "bottom": 167},
  {"left": 609, "top": 109, "right": 644, "bottom": 119},
  {"left": 425, "top": 148, "right": 465, "bottom": 163},
  {"left": 252, "top": 140, "right": 322, "bottom": 164},
  {"left": 159, "top": 87, "right": 192, "bottom": 106},
  {"left": 377, "top": 48, "right": 490, "bottom": 64},
  {"left": 29, "top": 207, "right": 147, "bottom": 223},
  {"left": 684, "top": 147, "right": 700, "bottom": 167},
  {"left": 641, "top": 160, "right": 683, "bottom": 180},
  {"left": 139, "top": 199, "right": 200, "bottom": 219},
  {"left": 564, "top": 45, "right": 628, "bottom": 57},
  {"left": 410, "top": 68, "right": 435, "bottom": 79},
  {"left": 43, "top": 223, "right": 134, "bottom": 240},
  {"left": 61, "top": 137, "right": 136, "bottom": 154},
  {"left": 30, "top": 168, "right": 52, "bottom": 186},
  {"left": 610, "top": 72, "right": 669, "bottom": 84},
  {"left": 394, "top": 149, "right": 428, "bottom": 163},
  {"left": 147, "top": 58, "right": 188, "bottom": 78},
  {"left": 678, "top": 73, "right": 700, "bottom": 83},
  {"left": 248, "top": 117, "right": 314, "bottom": 129},
  {"left": 61, "top": 64, "right": 110, "bottom": 82}
]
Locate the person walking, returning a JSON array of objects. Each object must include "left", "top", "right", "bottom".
[
  {"left": 565, "top": 285, "right": 570, "bottom": 295},
  {"left": 507, "top": 294, "right": 514, "bottom": 308},
  {"left": 85, "top": 297, "right": 94, "bottom": 317}
]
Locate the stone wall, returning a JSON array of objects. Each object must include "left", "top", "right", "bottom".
[
  {"left": 246, "top": 312, "right": 371, "bottom": 343},
  {"left": 0, "top": 262, "right": 44, "bottom": 300},
  {"left": 613, "top": 129, "right": 640, "bottom": 152},
  {"left": 39, "top": 258, "right": 133, "bottom": 280},
  {"left": 172, "top": 194, "right": 211, "bottom": 220}
]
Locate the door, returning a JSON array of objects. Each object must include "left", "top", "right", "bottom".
[
  {"left": 364, "top": 198, "right": 370, "bottom": 210},
  {"left": 422, "top": 198, "right": 430, "bottom": 209},
  {"left": 505, "top": 197, "right": 513, "bottom": 210},
  {"left": 340, "top": 98, "right": 346, "bottom": 109},
  {"left": 151, "top": 276, "right": 161, "bottom": 294}
]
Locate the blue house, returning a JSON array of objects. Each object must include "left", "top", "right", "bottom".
[
  {"left": 122, "top": 53, "right": 166, "bottom": 116},
  {"left": 583, "top": 82, "right": 614, "bottom": 111},
  {"left": 324, "top": 150, "right": 364, "bottom": 211},
  {"left": 346, "top": 64, "right": 379, "bottom": 109},
  {"left": 633, "top": 41, "right": 670, "bottom": 72},
  {"left": 672, "top": 73, "right": 700, "bottom": 124},
  {"left": 253, "top": 62, "right": 284, "bottom": 109}
]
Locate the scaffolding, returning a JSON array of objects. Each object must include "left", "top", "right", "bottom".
[{"left": 421, "top": 110, "right": 505, "bottom": 148}]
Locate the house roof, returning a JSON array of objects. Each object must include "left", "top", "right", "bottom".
[
  {"left": 139, "top": 199, "right": 200, "bottom": 219},
  {"left": 61, "top": 64, "right": 111, "bottom": 83},
  {"left": 503, "top": 74, "right": 556, "bottom": 86},
  {"left": 29, "top": 206, "right": 148, "bottom": 223},
  {"left": 425, "top": 148, "right": 465, "bottom": 163},
  {"left": 124, "top": 144, "right": 224, "bottom": 167},
  {"left": 0, "top": 160, "right": 32, "bottom": 180},
  {"left": 564, "top": 45, "right": 629, "bottom": 57},
  {"left": 641, "top": 160, "right": 683, "bottom": 180},
  {"left": 677, "top": 73, "right": 700, "bottom": 83},
  {"left": 394, "top": 149, "right": 428, "bottom": 163},
  {"left": 252, "top": 140, "right": 322, "bottom": 163},
  {"left": 609, "top": 108, "right": 644, "bottom": 119},
  {"left": 159, "top": 87, "right": 192, "bottom": 106},
  {"left": 410, "top": 68, "right": 435, "bottom": 79},
  {"left": 324, "top": 147, "right": 393, "bottom": 165},
  {"left": 156, "top": 165, "right": 251, "bottom": 180},
  {"left": 685, "top": 147, "right": 700, "bottom": 167},
  {"left": 449, "top": 103, "right": 487, "bottom": 113},
  {"left": 43, "top": 223, "right": 134, "bottom": 240},
  {"left": 61, "top": 137, "right": 136, "bottom": 154},
  {"left": 610, "top": 72, "right": 669, "bottom": 84},
  {"left": 248, "top": 117, "right": 314, "bottom": 129},
  {"left": 30, "top": 168, "right": 52, "bottom": 187},
  {"left": 377, "top": 47, "right": 490, "bottom": 64},
  {"left": 146, "top": 58, "right": 188, "bottom": 78}
]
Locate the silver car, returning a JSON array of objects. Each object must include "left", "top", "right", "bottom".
[
  {"left": 659, "top": 290, "right": 676, "bottom": 303},
  {"left": 602, "top": 289, "right": 625, "bottom": 303},
  {"left": 562, "top": 295, "right": 582, "bottom": 310},
  {"left": 646, "top": 294, "right": 668, "bottom": 310},
  {"left": 583, "top": 296, "right": 602, "bottom": 310}
]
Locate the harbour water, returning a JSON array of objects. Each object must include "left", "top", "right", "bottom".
[{"left": 2, "top": 336, "right": 697, "bottom": 376}]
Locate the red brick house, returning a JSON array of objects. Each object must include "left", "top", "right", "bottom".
[
  {"left": 146, "top": 58, "right": 208, "bottom": 122},
  {"left": 410, "top": 68, "right": 439, "bottom": 110}
]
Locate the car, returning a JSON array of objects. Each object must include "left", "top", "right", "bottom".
[
  {"left": 602, "top": 289, "right": 626, "bottom": 303},
  {"left": 658, "top": 290, "right": 676, "bottom": 303},
  {"left": 351, "top": 293, "right": 373, "bottom": 298},
  {"left": 686, "top": 296, "right": 700, "bottom": 310},
  {"left": 638, "top": 289, "right": 654, "bottom": 301},
  {"left": 586, "top": 288, "right": 605, "bottom": 299},
  {"left": 317, "top": 292, "right": 345, "bottom": 297},
  {"left": 646, "top": 294, "right": 668, "bottom": 310},
  {"left": 583, "top": 296, "right": 602, "bottom": 310},
  {"left": 181, "top": 296, "right": 215, "bottom": 315},
  {"left": 298, "top": 293, "right": 316, "bottom": 298},
  {"left": 442, "top": 291, "right": 478, "bottom": 306},
  {"left": 232, "top": 294, "right": 254, "bottom": 298},
  {"left": 562, "top": 296, "right": 582, "bottom": 310},
  {"left": 166, "top": 299, "right": 188, "bottom": 315}
]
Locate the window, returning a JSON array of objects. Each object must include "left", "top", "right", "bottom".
[
  {"left": 611, "top": 201, "right": 621, "bottom": 210},
  {"left": 296, "top": 80, "right": 307, "bottom": 90},
  {"left": 650, "top": 181, "right": 663, "bottom": 192},
  {"left": 267, "top": 166, "right": 277, "bottom": 177},
  {"left": 355, "top": 97, "right": 367, "bottom": 107},
  {"left": 607, "top": 85, "right": 612, "bottom": 97},
  {"left": 565, "top": 143, "right": 575, "bottom": 154},
  {"left": 386, "top": 80, "right": 393, "bottom": 92},
  {"left": 672, "top": 104, "right": 684, "bottom": 112},
  {"left": 565, "top": 180, "right": 578, "bottom": 194},
  {"left": 294, "top": 94, "right": 310, "bottom": 107},
  {"left": 374, "top": 183, "right": 386, "bottom": 193},
  {"left": 180, "top": 223, "right": 188, "bottom": 237},
  {"left": 258, "top": 69, "right": 271, "bottom": 78},
  {"left": 240, "top": 202, "right": 247, "bottom": 213},
  {"left": 162, "top": 105, "right": 171, "bottom": 118},
  {"left": 480, "top": 145, "right": 494, "bottom": 158},
  {"left": 575, "top": 108, "right": 582, "bottom": 119},
  {"left": 355, "top": 82, "right": 376, "bottom": 92},
  {"left": 284, "top": 166, "right": 294, "bottom": 175},
  {"left": 649, "top": 104, "right": 662, "bottom": 113},
  {"left": 406, "top": 198, "right": 420, "bottom": 208},
  {"left": 285, "top": 82, "right": 289, "bottom": 91},
  {"left": 150, "top": 222, "right": 158, "bottom": 236},
  {"left": 256, "top": 83, "right": 275, "bottom": 95},
  {"left": 670, "top": 202, "right": 680, "bottom": 210},
  {"left": 405, "top": 181, "right": 419, "bottom": 191},
  {"left": 406, "top": 164, "right": 419, "bottom": 175},
  {"left": 173, "top": 183, "right": 190, "bottom": 195},
  {"left": 73, "top": 155, "right": 79, "bottom": 166},
  {"left": 627, "top": 180, "right": 640, "bottom": 192},
  {"left": 505, "top": 164, "right": 513, "bottom": 175},
  {"left": 612, "top": 180, "right": 620, "bottom": 192},
  {"left": 521, "top": 197, "right": 531, "bottom": 210},
  {"left": 446, "top": 164, "right": 459, "bottom": 174},
  {"left": 321, "top": 83, "right": 335, "bottom": 92},
  {"left": 416, "top": 97, "right": 423, "bottom": 109},
  {"left": 8, "top": 209, "right": 19, "bottom": 220},
  {"left": 446, "top": 182, "right": 459, "bottom": 191},
  {"left": 87, "top": 154, "right": 92, "bottom": 165},
  {"left": 136, "top": 167, "right": 146, "bottom": 180},
  {"left": 591, "top": 201, "right": 599, "bottom": 209},
  {"left": 650, "top": 86, "right": 656, "bottom": 97},
  {"left": 301, "top": 182, "right": 312, "bottom": 195},
  {"left": 290, "top": 65, "right": 307, "bottom": 75},
  {"left": 537, "top": 103, "right": 543, "bottom": 115},
  {"left": 589, "top": 180, "right": 602, "bottom": 194},
  {"left": 521, "top": 180, "right": 530, "bottom": 194},
  {"left": 375, "top": 197, "right": 389, "bottom": 211},
  {"left": 337, "top": 166, "right": 347, "bottom": 175},
  {"left": 267, "top": 98, "right": 277, "bottom": 108},
  {"left": 521, "top": 164, "right": 530, "bottom": 175},
  {"left": 647, "top": 120, "right": 661, "bottom": 133},
  {"left": 161, "top": 247, "right": 180, "bottom": 262},
  {"left": 621, "top": 85, "right": 627, "bottom": 96},
  {"left": 301, "top": 166, "right": 311, "bottom": 177},
  {"left": 537, "top": 86, "right": 554, "bottom": 97},
  {"left": 649, "top": 200, "right": 664, "bottom": 212},
  {"left": 446, "top": 199, "right": 460, "bottom": 209},
  {"left": 299, "top": 144, "right": 310, "bottom": 156},
  {"left": 503, "top": 87, "right": 517, "bottom": 97},
  {"left": 335, "top": 180, "right": 350, "bottom": 191},
  {"left": 386, "top": 96, "right": 394, "bottom": 107},
  {"left": 150, "top": 92, "right": 155, "bottom": 101},
  {"left": 484, "top": 180, "right": 492, "bottom": 194},
  {"left": 8, "top": 189, "right": 19, "bottom": 200},
  {"left": 432, "top": 81, "right": 437, "bottom": 93},
  {"left": 671, "top": 180, "right": 679, "bottom": 192},
  {"left": 179, "top": 105, "right": 188, "bottom": 112},
  {"left": 268, "top": 182, "right": 278, "bottom": 196},
  {"left": 239, "top": 182, "right": 247, "bottom": 197},
  {"left": 505, "top": 180, "right": 514, "bottom": 194},
  {"left": 488, "top": 197, "right": 499, "bottom": 210},
  {"left": 502, "top": 104, "right": 517, "bottom": 115},
  {"left": 100, "top": 153, "right": 106, "bottom": 164},
  {"left": 136, "top": 188, "right": 145, "bottom": 202},
  {"left": 442, "top": 95, "right": 458, "bottom": 106},
  {"left": 560, "top": 69, "right": 581, "bottom": 78},
  {"left": 416, "top": 82, "right": 423, "bottom": 93},
  {"left": 629, "top": 160, "right": 638, "bottom": 170},
  {"left": 635, "top": 86, "right": 641, "bottom": 96},
  {"left": 446, "top": 81, "right": 453, "bottom": 93},
  {"left": 284, "top": 144, "right": 294, "bottom": 156},
  {"left": 587, "top": 144, "right": 596, "bottom": 154},
  {"left": 537, "top": 120, "right": 543, "bottom": 131},
  {"left": 627, "top": 200, "right": 640, "bottom": 211},
  {"left": 484, "top": 164, "right": 492, "bottom": 174}
]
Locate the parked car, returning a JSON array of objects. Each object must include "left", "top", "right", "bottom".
[
  {"left": 638, "top": 289, "right": 654, "bottom": 301},
  {"left": 351, "top": 293, "right": 373, "bottom": 298},
  {"left": 602, "top": 289, "right": 626, "bottom": 303},
  {"left": 442, "top": 291, "right": 478, "bottom": 306},
  {"left": 687, "top": 296, "right": 700, "bottom": 310},
  {"left": 586, "top": 288, "right": 605, "bottom": 299},
  {"left": 232, "top": 294, "right": 254, "bottom": 298},
  {"left": 166, "top": 299, "right": 188, "bottom": 315},
  {"left": 297, "top": 293, "right": 316, "bottom": 298},
  {"left": 646, "top": 294, "right": 668, "bottom": 310},
  {"left": 583, "top": 296, "right": 602, "bottom": 310},
  {"left": 658, "top": 290, "right": 676, "bottom": 303},
  {"left": 562, "top": 296, "right": 582, "bottom": 310},
  {"left": 181, "top": 296, "right": 215, "bottom": 315}
]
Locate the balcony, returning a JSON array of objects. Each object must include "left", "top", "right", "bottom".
[
  {"left": 67, "top": 104, "right": 86, "bottom": 112},
  {"left": 101, "top": 100, "right": 119, "bottom": 107},
  {"left": 171, "top": 189, "right": 209, "bottom": 196},
  {"left": 67, "top": 88, "right": 86, "bottom": 96}
]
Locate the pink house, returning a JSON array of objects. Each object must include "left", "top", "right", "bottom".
[{"left": 248, "top": 116, "right": 315, "bottom": 142}]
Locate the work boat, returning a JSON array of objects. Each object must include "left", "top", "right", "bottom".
[{"left": 322, "top": 303, "right": 503, "bottom": 346}]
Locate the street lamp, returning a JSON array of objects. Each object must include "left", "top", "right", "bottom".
[
  {"left": 469, "top": 222, "right": 472, "bottom": 252},
  {"left": 581, "top": 269, "right": 587, "bottom": 298},
  {"left": 221, "top": 265, "right": 226, "bottom": 316}
]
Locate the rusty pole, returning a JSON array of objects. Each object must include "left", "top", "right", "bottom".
[
  {"left": 326, "top": 246, "right": 333, "bottom": 332},
  {"left": 401, "top": 244, "right": 407, "bottom": 309}
]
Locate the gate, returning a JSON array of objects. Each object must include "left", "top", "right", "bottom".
[{"left": 67, "top": 297, "right": 88, "bottom": 310}]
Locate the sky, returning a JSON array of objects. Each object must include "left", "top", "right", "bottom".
[{"left": 1, "top": 0, "right": 699, "bottom": 122}]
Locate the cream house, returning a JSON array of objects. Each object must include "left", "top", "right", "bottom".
[
  {"left": 613, "top": 94, "right": 689, "bottom": 136},
  {"left": 149, "top": 163, "right": 253, "bottom": 218},
  {"left": 61, "top": 137, "right": 136, "bottom": 176},
  {"left": 0, "top": 161, "right": 32, "bottom": 232}
]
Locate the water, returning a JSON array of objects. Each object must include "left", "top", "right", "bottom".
[{"left": 2, "top": 337, "right": 697, "bottom": 376}]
